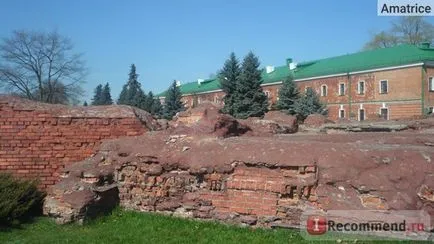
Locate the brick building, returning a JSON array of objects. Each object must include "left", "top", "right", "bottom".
[{"left": 159, "top": 43, "right": 434, "bottom": 121}]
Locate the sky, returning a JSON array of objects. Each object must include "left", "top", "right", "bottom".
[{"left": 0, "top": 0, "right": 432, "bottom": 103}]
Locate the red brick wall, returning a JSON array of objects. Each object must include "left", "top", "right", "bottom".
[
  {"left": 0, "top": 97, "right": 147, "bottom": 188},
  {"left": 180, "top": 66, "right": 425, "bottom": 121}
]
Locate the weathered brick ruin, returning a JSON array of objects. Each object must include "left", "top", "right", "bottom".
[
  {"left": 1, "top": 97, "right": 433, "bottom": 233},
  {"left": 43, "top": 130, "right": 433, "bottom": 228},
  {"left": 0, "top": 95, "right": 159, "bottom": 188}
]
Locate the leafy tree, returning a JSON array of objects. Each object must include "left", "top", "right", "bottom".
[
  {"left": 117, "top": 64, "right": 147, "bottom": 108},
  {"left": 163, "top": 80, "right": 184, "bottom": 119},
  {"left": 218, "top": 52, "right": 241, "bottom": 115},
  {"left": 0, "top": 30, "right": 86, "bottom": 104},
  {"left": 102, "top": 83, "right": 113, "bottom": 105},
  {"left": 233, "top": 51, "right": 268, "bottom": 119},
  {"left": 292, "top": 88, "right": 327, "bottom": 121},
  {"left": 364, "top": 17, "right": 434, "bottom": 50},
  {"left": 83, "top": 101, "right": 88, "bottom": 106},
  {"left": 91, "top": 84, "right": 103, "bottom": 105},
  {"left": 276, "top": 75, "right": 299, "bottom": 113}
]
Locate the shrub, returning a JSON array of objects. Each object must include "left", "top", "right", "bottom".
[{"left": 0, "top": 173, "right": 45, "bottom": 225}]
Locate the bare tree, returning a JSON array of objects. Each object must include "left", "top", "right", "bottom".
[
  {"left": 363, "top": 17, "right": 434, "bottom": 50},
  {"left": 391, "top": 17, "right": 434, "bottom": 45},
  {"left": 364, "top": 31, "right": 399, "bottom": 50},
  {"left": 0, "top": 30, "right": 87, "bottom": 104}
]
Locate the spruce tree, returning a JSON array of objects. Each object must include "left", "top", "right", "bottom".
[
  {"left": 83, "top": 101, "right": 88, "bottom": 106},
  {"left": 163, "top": 80, "right": 184, "bottom": 120},
  {"left": 233, "top": 52, "right": 268, "bottom": 119},
  {"left": 276, "top": 75, "right": 299, "bottom": 114},
  {"left": 292, "top": 88, "right": 327, "bottom": 121},
  {"left": 91, "top": 84, "right": 103, "bottom": 105},
  {"left": 117, "top": 64, "right": 147, "bottom": 108},
  {"left": 102, "top": 83, "right": 113, "bottom": 105},
  {"left": 144, "top": 91, "right": 155, "bottom": 112},
  {"left": 150, "top": 95, "right": 163, "bottom": 117},
  {"left": 218, "top": 52, "right": 241, "bottom": 115}
]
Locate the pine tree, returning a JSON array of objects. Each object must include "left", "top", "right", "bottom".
[
  {"left": 149, "top": 93, "right": 163, "bottom": 117},
  {"left": 102, "top": 83, "right": 113, "bottom": 105},
  {"left": 91, "top": 84, "right": 103, "bottom": 105},
  {"left": 233, "top": 52, "right": 268, "bottom": 119},
  {"left": 83, "top": 101, "right": 88, "bottom": 106},
  {"left": 218, "top": 52, "right": 241, "bottom": 115},
  {"left": 276, "top": 75, "right": 299, "bottom": 114},
  {"left": 163, "top": 80, "right": 184, "bottom": 120},
  {"left": 117, "top": 64, "right": 147, "bottom": 108},
  {"left": 142, "top": 91, "right": 162, "bottom": 116},
  {"left": 292, "top": 88, "right": 327, "bottom": 121}
]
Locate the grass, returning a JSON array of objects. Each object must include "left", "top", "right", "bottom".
[{"left": 0, "top": 209, "right": 429, "bottom": 244}]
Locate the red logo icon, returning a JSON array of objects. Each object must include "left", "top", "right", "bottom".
[{"left": 306, "top": 215, "right": 327, "bottom": 235}]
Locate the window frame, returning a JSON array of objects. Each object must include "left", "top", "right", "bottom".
[
  {"left": 429, "top": 77, "right": 434, "bottom": 92},
  {"left": 264, "top": 90, "right": 270, "bottom": 98},
  {"left": 338, "top": 83, "right": 345, "bottom": 96},
  {"left": 358, "top": 80, "right": 365, "bottom": 95},
  {"left": 379, "top": 107, "right": 389, "bottom": 120},
  {"left": 379, "top": 80, "right": 388, "bottom": 94},
  {"left": 339, "top": 109, "right": 345, "bottom": 119},
  {"left": 358, "top": 108, "right": 365, "bottom": 121},
  {"left": 321, "top": 85, "right": 327, "bottom": 97}
]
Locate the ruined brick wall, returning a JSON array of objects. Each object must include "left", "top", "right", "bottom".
[
  {"left": 117, "top": 161, "right": 317, "bottom": 226},
  {"left": 0, "top": 96, "right": 150, "bottom": 188}
]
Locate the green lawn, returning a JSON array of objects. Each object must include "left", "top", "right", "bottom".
[{"left": 0, "top": 209, "right": 428, "bottom": 244}]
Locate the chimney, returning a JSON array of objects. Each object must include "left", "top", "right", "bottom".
[
  {"left": 265, "top": 66, "right": 274, "bottom": 74},
  {"left": 287, "top": 58, "right": 297, "bottom": 70},
  {"left": 175, "top": 80, "right": 181, "bottom": 87},
  {"left": 420, "top": 42, "right": 431, "bottom": 49},
  {"left": 286, "top": 58, "right": 293, "bottom": 67},
  {"left": 197, "top": 78, "right": 204, "bottom": 85}
]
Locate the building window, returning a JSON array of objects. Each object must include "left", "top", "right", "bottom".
[
  {"left": 359, "top": 109, "right": 365, "bottom": 121},
  {"left": 380, "top": 108, "right": 389, "bottom": 120},
  {"left": 264, "top": 90, "right": 270, "bottom": 98},
  {"left": 429, "top": 77, "right": 434, "bottom": 92},
  {"left": 429, "top": 107, "right": 434, "bottom": 114},
  {"left": 321, "top": 85, "right": 327, "bottom": 96},
  {"left": 305, "top": 86, "right": 312, "bottom": 93},
  {"left": 380, "top": 80, "right": 388, "bottom": 94},
  {"left": 358, "top": 81, "right": 365, "bottom": 94},
  {"left": 339, "top": 109, "right": 345, "bottom": 119},
  {"left": 338, "top": 83, "right": 345, "bottom": 96}
]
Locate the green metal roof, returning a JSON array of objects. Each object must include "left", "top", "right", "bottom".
[{"left": 158, "top": 44, "right": 434, "bottom": 97}]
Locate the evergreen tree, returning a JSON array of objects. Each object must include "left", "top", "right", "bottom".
[
  {"left": 102, "top": 83, "right": 113, "bottom": 105},
  {"left": 233, "top": 52, "right": 268, "bottom": 119},
  {"left": 83, "top": 101, "right": 88, "bottom": 106},
  {"left": 276, "top": 75, "right": 299, "bottom": 114},
  {"left": 91, "top": 84, "right": 103, "bottom": 105},
  {"left": 163, "top": 80, "right": 184, "bottom": 119},
  {"left": 149, "top": 94, "right": 163, "bottom": 117},
  {"left": 144, "top": 91, "right": 155, "bottom": 112},
  {"left": 292, "top": 88, "right": 327, "bottom": 121},
  {"left": 143, "top": 91, "right": 162, "bottom": 116},
  {"left": 117, "top": 64, "right": 147, "bottom": 108},
  {"left": 218, "top": 52, "right": 241, "bottom": 115}
]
